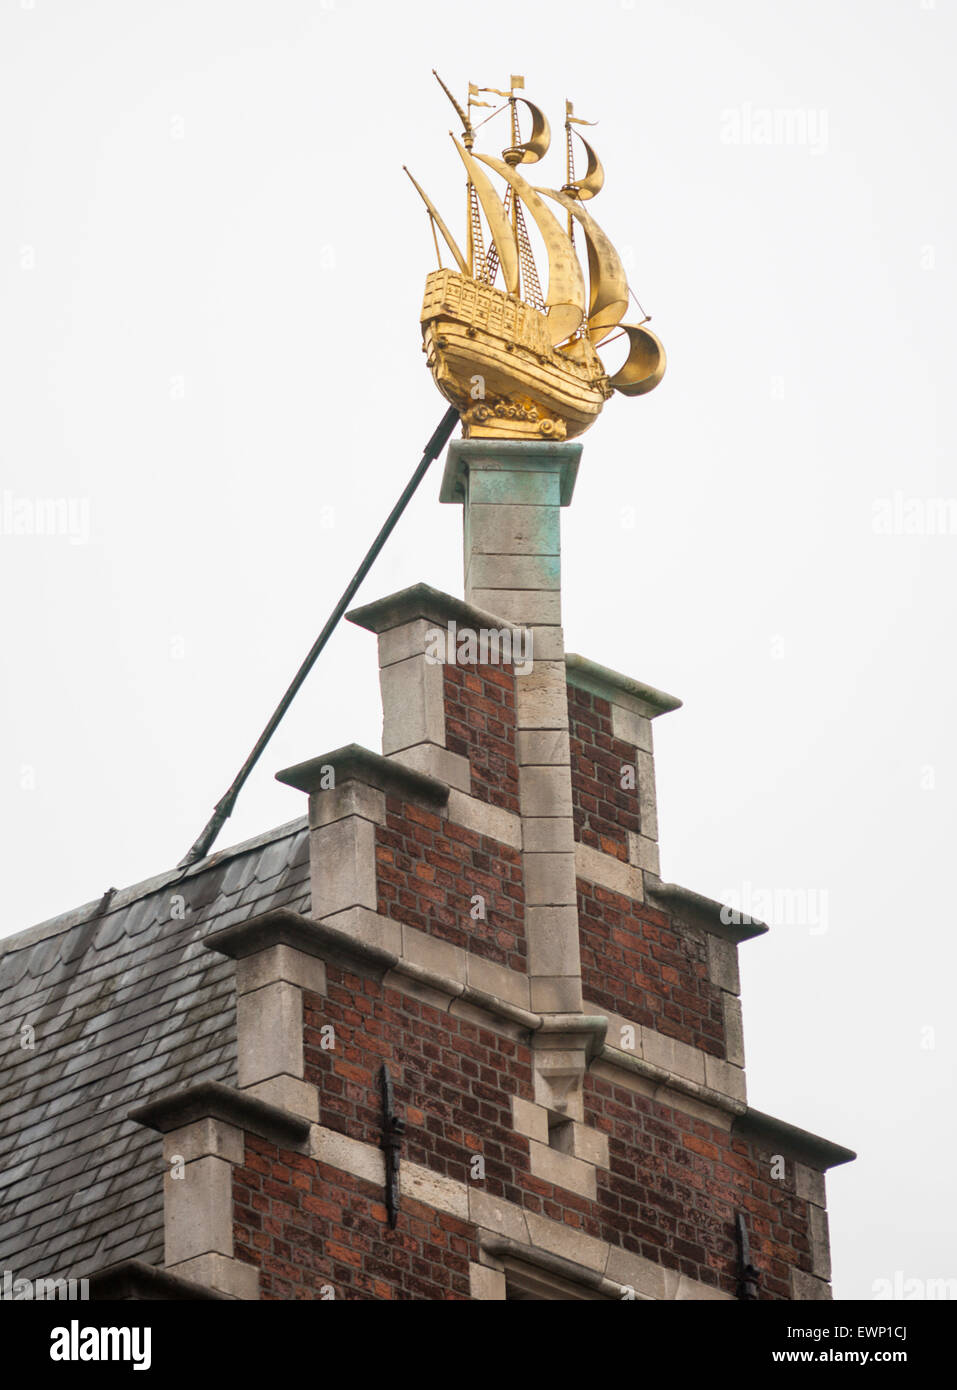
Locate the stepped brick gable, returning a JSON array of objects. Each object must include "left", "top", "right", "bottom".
[{"left": 0, "top": 438, "right": 852, "bottom": 1301}]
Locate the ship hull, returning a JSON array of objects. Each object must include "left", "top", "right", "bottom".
[{"left": 420, "top": 270, "right": 609, "bottom": 440}]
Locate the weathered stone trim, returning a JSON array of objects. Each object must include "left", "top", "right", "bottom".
[
  {"left": 87, "top": 1258, "right": 232, "bottom": 1301},
  {"left": 564, "top": 653, "right": 682, "bottom": 717},
  {"left": 733, "top": 1106, "right": 856, "bottom": 1171},
  {"left": 647, "top": 880, "right": 769, "bottom": 944},
  {"left": 346, "top": 581, "right": 527, "bottom": 640},
  {"left": 276, "top": 742, "right": 448, "bottom": 808},
  {"left": 130, "top": 1079, "right": 311, "bottom": 1150}
]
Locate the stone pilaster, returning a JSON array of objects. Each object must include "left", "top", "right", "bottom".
[{"left": 441, "top": 440, "right": 582, "bottom": 1016}]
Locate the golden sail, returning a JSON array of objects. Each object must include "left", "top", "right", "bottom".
[{"left": 405, "top": 74, "right": 666, "bottom": 440}]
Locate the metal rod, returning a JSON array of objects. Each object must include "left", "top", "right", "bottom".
[{"left": 179, "top": 405, "right": 461, "bottom": 867}]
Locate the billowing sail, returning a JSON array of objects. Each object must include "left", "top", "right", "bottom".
[
  {"left": 451, "top": 136, "right": 519, "bottom": 296},
  {"left": 569, "top": 129, "right": 604, "bottom": 199},
  {"left": 537, "top": 188, "right": 627, "bottom": 345},
  {"left": 513, "top": 98, "right": 550, "bottom": 163},
  {"left": 474, "top": 153, "right": 585, "bottom": 344},
  {"left": 606, "top": 323, "right": 667, "bottom": 396},
  {"left": 403, "top": 166, "right": 469, "bottom": 275}
]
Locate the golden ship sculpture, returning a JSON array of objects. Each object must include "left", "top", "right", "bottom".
[{"left": 404, "top": 71, "right": 666, "bottom": 441}]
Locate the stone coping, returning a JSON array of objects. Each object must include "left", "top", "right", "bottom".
[
  {"left": 347, "top": 582, "right": 526, "bottom": 638},
  {"left": 647, "top": 881, "right": 769, "bottom": 943},
  {"left": 733, "top": 1107, "right": 856, "bottom": 1171},
  {"left": 87, "top": 1258, "right": 230, "bottom": 1302},
  {"left": 565, "top": 653, "right": 682, "bottom": 716},
  {"left": 276, "top": 743, "right": 449, "bottom": 807},
  {"left": 439, "top": 438, "right": 582, "bottom": 505},
  {"left": 206, "top": 907, "right": 395, "bottom": 976},
  {"left": 129, "top": 1080, "right": 311, "bottom": 1149}
]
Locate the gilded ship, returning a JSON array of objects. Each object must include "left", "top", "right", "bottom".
[{"left": 404, "top": 72, "right": 665, "bottom": 440}]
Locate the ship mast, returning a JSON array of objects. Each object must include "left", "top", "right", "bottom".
[{"left": 432, "top": 69, "right": 486, "bottom": 280}]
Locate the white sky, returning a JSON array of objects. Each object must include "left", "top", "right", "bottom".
[{"left": 1, "top": 0, "right": 954, "bottom": 1301}]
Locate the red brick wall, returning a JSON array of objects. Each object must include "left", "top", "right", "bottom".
[
  {"left": 444, "top": 662, "right": 519, "bottom": 814},
  {"left": 585, "top": 1073, "right": 812, "bottom": 1299},
  {"left": 375, "top": 800, "right": 525, "bottom": 968},
  {"left": 227, "top": 962, "right": 816, "bottom": 1299},
  {"left": 232, "top": 1135, "right": 476, "bottom": 1300},
  {"left": 567, "top": 685, "right": 640, "bottom": 860},
  {"left": 578, "top": 881, "right": 727, "bottom": 1058}
]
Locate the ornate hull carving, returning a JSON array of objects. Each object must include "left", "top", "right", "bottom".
[{"left": 420, "top": 270, "right": 610, "bottom": 440}]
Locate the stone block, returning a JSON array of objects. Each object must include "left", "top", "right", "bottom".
[
  {"left": 610, "top": 704, "right": 653, "bottom": 752},
  {"left": 605, "top": 1246, "right": 668, "bottom": 1301},
  {"left": 516, "top": 729, "right": 570, "bottom": 765},
  {"left": 524, "top": 1211, "right": 607, "bottom": 1273},
  {"left": 236, "top": 980, "right": 304, "bottom": 1088},
  {"left": 628, "top": 831, "right": 660, "bottom": 876},
  {"left": 317, "top": 906, "right": 402, "bottom": 957},
  {"left": 377, "top": 617, "right": 434, "bottom": 668},
  {"left": 723, "top": 994, "right": 746, "bottom": 1067},
  {"left": 401, "top": 924, "right": 467, "bottom": 984},
  {"left": 529, "top": 975, "right": 583, "bottom": 1014},
  {"left": 465, "top": 953, "right": 530, "bottom": 1010},
  {"left": 242, "top": 1076, "right": 318, "bottom": 1123},
  {"left": 519, "top": 765, "right": 573, "bottom": 818},
  {"left": 310, "top": 815, "right": 377, "bottom": 918},
  {"left": 401, "top": 1162, "right": 469, "bottom": 1219},
  {"left": 795, "top": 1162, "right": 827, "bottom": 1209},
  {"left": 164, "top": 1156, "right": 233, "bottom": 1265},
  {"left": 467, "top": 469, "right": 562, "bottom": 506},
  {"left": 465, "top": 502, "right": 559, "bottom": 556},
  {"left": 575, "top": 842, "right": 643, "bottom": 900},
  {"left": 528, "top": 1140, "right": 596, "bottom": 1198},
  {"left": 515, "top": 661, "right": 571, "bottom": 729},
  {"left": 236, "top": 944, "right": 327, "bottom": 998},
  {"left": 524, "top": 852, "right": 578, "bottom": 907},
  {"left": 809, "top": 1204, "right": 832, "bottom": 1280},
  {"left": 525, "top": 624, "right": 566, "bottom": 661},
  {"left": 309, "top": 1125, "right": 384, "bottom": 1185},
  {"left": 640, "top": 1026, "right": 706, "bottom": 1084},
  {"left": 792, "top": 1268, "right": 833, "bottom": 1301},
  {"left": 162, "top": 1118, "right": 244, "bottom": 1168},
  {"left": 167, "top": 1253, "right": 259, "bottom": 1300},
  {"left": 389, "top": 743, "right": 471, "bottom": 792},
  {"left": 469, "top": 1262, "right": 507, "bottom": 1300},
  {"left": 446, "top": 789, "right": 522, "bottom": 849},
  {"left": 523, "top": 816, "right": 575, "bottom": 853},
  {"left": 468, "top": 588, "right": 561, "bottom": 626},
  {"left": 526, "top": 906, "right": 582, "bottom": 976},
  {"left": 307, "top": 780, "right": 387, "bottom": 830},
  {"left": 379, "top": 654, "right": 446, "bottom": 754},
  {"left": 469, "top": 1189, "right": 530, "bottom": 1243},
  {"left": 636, "top": 749, "right": 659, "bottom": 841},
  {"left": 703, "top": 1054, "right": 747, "bottom": 1102},
  {"left": 511, "top": 1096, "right": 550, "bottom": 1145},
  {"left": 708, "top": 936, "right": 741, "bottom": 995}
]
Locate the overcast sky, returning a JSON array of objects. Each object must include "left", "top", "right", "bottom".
[{"left": 1, "top": 0, "right": 954, "bottom": 1301}]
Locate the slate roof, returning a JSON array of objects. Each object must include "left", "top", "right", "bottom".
[{"left": 0, "top": 816, "right": 310, "bottom": 1282}]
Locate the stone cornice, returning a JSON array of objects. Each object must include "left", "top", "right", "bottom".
[
  {"left": 439, "top": 438, "right": 582, "bottom": 505},
  {"left": 276, "top": 742, "right": 449, "bottom": 807},
  {"left": 87, "top": 1258, "right": 230, "bottom": 1301},
  {"left": 347, "top": 582, "right": 526, "bottom": 637},
  {"left": 648, "top": 881, "right": 769, "bottom": 943},
  {"left": 205, "top": 907, "right": 396, "bottom": 976},
  {"left": 129, "top": 1080, "right": 311, "bottom": 1149},
  {"left": 733, "top": 1107, "right": 856, "bottom": 1171},
  {"left": 565, "top": 653, "right": 682, "bottom": 717}
]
